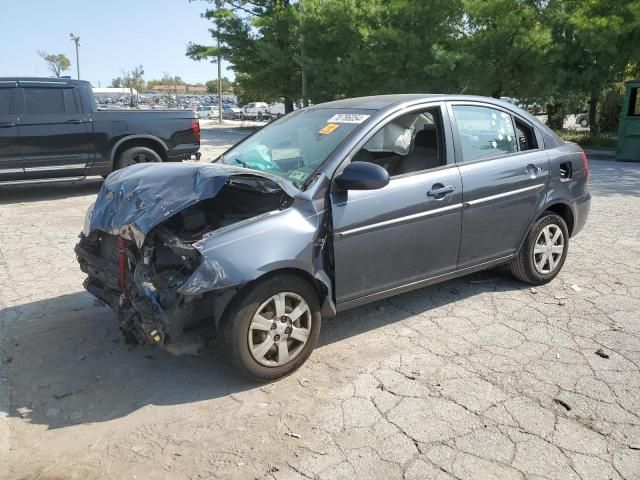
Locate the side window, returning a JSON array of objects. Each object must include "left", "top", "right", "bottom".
[
  {"left": 63, "top": 88, "right": 80, "bottom": 114},
  {"left": 514, "top": 118, "right": 538, "bottom": 152},
  {"left": 24, "top": 87, "right": 65, "bottom": 115},
  {"left": 628, "top": 88, "right": 640, "bottom": 116},
  {"left": 0, "top": 88, "right": 14, "bottom": 115},
  {"left": 353, "top": 107, "right": 445, "bottom": 177},
  {"left": 452, "top": 105, "right": 517, "bottom": 162}
]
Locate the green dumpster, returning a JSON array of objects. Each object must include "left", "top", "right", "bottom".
[{"left": 617, "top": 79, "right": 640, "bottom": 162}]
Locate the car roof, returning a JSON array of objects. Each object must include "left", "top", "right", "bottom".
[
  {"left": 308, "top": 93, "right": 564, "bottom": 149},
  {"left": 308, "top": 93, "right": 525, "bottom": 112},
  {"left": 0, "top": 77, "right": 91, "bottom": 86}
]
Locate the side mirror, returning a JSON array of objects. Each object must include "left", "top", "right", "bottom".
[{"left": 335, "top": 162, "right": 390, "bottom": 190}]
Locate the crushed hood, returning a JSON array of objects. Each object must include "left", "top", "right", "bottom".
[{"left": 90, "top": 162, "right": 294, "bottom": 244}]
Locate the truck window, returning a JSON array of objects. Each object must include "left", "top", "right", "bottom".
[
  {"left": 63, "top": 88, "right": 80, "bottom": 114},
  {"left": 24, "top": 87, "right": 65, "bottom": 115},
  {"left": 0, "top": 88, "right": 13, "bottom": 115}
]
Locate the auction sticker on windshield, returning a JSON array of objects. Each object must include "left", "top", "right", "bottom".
[
  {"left": 319, "top": 123, "right": 340, "bottom": 135},
  {"left": 327, "top": 113, "right": 370, "bottom": 124}
]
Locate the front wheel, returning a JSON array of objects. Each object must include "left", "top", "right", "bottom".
[
  {"left": 510, "top": 213, "right": 569, "bottom": 285},
  {"left": 220, "top": 274, "right": 321, "bottom": 382}
]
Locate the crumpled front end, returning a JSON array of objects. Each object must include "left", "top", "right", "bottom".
[
  {"left": 76, "top": 225, "right": 208, "bottom": 354},
  {"left": 76, "top": 163, "right": 294, "bottom": 354}
]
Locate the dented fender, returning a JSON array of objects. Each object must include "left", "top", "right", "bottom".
[{"left": 178, "top": 197, "right": 336, "bottom": 320}]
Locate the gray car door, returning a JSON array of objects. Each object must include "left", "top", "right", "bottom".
[
  {"left": 331, "top": 105, "right": 463, "bottom": 304},
  {"left": 449, "top": 102, "right": 550, "bottom": 268},
  {"left": 0, "top": 81, "right": 23, "bottom": 182}
]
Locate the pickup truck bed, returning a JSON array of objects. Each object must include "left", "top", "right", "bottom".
[{"left": 0, "top": 78, "right": 200, "bottom": 184}]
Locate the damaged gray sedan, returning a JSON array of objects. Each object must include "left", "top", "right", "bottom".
[{"left": 76, "top": 95, "right": 590, "bottom": 381}]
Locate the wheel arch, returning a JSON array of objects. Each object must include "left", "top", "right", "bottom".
[
  {"left": 109, "top": 135, "right": 169, "bottom": 167},
  {"left": 542, "top": 202, "right": 575, "bottom": 236},
  {"left": 210, "top": 267, "right": 334, "bottom": 330}
]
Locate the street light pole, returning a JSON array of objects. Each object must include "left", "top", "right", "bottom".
[
  {"left": 69, "top": 33, "right": 81, "bottom": 80},
  {"left": 215, "top": 0, "right": 223, "bottom": 123}
]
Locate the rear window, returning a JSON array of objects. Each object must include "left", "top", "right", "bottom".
[{"left": 452, "top": 105, "right": 517, "bottom": 162}]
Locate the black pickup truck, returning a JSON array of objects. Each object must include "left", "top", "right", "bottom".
[{"left": 0, "top": 77, "right": 200, "bottom": 184}]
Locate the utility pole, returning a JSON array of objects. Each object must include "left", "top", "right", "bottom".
[
  {"left": 299, "top": 1, "right": 308, "bottom": 107},
  {"left": 216, "top": 0, "right": 223, "bottom": 123},
  {"left": 217, "top": 35, "right": 223, "bottom": 123},
  {"left": 69, "top": 33, "right": 81, "bottom": 79}
]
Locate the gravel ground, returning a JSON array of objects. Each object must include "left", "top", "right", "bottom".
[{"left": 1, "top": 133, "right": 639, "bottom": 479}]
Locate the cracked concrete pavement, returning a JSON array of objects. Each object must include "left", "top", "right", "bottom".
[{"left": 1, "top": 140, "right": 639, "bottom": 479}]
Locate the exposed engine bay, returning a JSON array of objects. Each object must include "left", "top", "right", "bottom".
[{"left": 76, "top": 177, "right": 292, "bottom": 354}]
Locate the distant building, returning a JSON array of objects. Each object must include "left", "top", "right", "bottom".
[
  {"left": 187, "top": 85, "right": 207, "bottom": 94},
  {"left": 150, "top": 84, "right": 187, "bottom": 94},
  {"left": 147, "top": 84, "right": 207, "bottom": 94},
  {"left": 93, "top": 87, "right": 138, "bottom": 97}
]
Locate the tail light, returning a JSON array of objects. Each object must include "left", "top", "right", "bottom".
[
  {"left": 581, "top": 149, "right": 589, "bottom": 178},
  {"left": 191, "top": 119, "right": 201, "bottom": 142}
]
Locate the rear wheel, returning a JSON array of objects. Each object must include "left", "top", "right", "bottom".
[
  {"left": 220, "top": 274, "right": 321, "bottom": 382},
  {"left": 114, "top": 146, "right": 162, "bottom": 170},
  {"left": 510, "top": 213, "right": 569, "bottom": 285},
  {"left": 580, "top": 118, "right": 588, "bottom": 128}
]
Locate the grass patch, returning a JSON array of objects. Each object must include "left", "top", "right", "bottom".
[{"left": 556, "top": 130, "right": 618, "bottom": 150}]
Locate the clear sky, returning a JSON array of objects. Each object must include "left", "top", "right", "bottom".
[{"left": 0, "top": 0, "right": 234, "bottom": 86}]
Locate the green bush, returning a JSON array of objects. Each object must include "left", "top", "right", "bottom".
[{"left": 556, "top": 130, "right": 618, "bottom": 149}]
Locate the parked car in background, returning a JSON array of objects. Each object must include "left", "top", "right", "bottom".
[
  {"left": 223, "top": 106, "right": 242, "bottom": 120},
  {"left": 197, "top": 105, "right": 220, "bottom": 119},
  {"left": 0, "top": 77, "right": 200, "bottom": 184},
  {"left": 266, "top": 102, "right": 285, "bottom": 120},
  {"left": 241, "top": 102, "right": 268, "bottom": 120},
  {"left": 76, "top": 94, "right": 590, "bottom": 381},
  {"left": 575, "top": 113, "right": 589, "bottom": 128}
]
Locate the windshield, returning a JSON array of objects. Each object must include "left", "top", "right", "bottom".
[{"left": 217, "top": 108, "right": 374, "bottom": 188}]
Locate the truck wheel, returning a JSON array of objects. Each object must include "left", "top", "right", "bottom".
[
  {"left": 580, "top": 118, "right": 588, "bottom": 128},
  {"left": 510, "top": 213, "right": 569, "bottom": 285},
  {"left": 220, "top": 274, "right": 321, "bottom": 382},
  {"left": 115, "top": 146, "right": 162, "bottom": 170}
]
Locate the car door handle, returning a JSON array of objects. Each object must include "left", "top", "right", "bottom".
[
  {"left": 0, "top": 122, "right": 16, "bottom": 128},
  {"left": 66, "top": 119, "right": 84, "bottom": 124},
  {"left": 525, "top": 164, "right": 544, "bottom": 175},
  {"left": 427, "top": 185, "right": 456, "bottom": 197}
]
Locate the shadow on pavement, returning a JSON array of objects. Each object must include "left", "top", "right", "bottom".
[
  {"left": 1, "top": 267, "right": 525, "bottom": 430},
  {"left": 0, "top": 178, "right": 103, "bottom": 205}
]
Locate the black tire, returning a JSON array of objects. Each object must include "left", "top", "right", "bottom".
[
  {"left": 115, "top": 146, "right": 162, "bottom": 170},
  {"left": 220, "top": 274, "right": 321, "bottom": 382},
  {"left": 510, "top": 213, "right": 569, "bottom": 285},
  {"left": 579, "top": 118, "right": 588, "bottom": 128}
]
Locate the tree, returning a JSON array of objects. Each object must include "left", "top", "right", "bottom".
[
  {"left": 38, "top": 51, "right": 71, "bottom": 78},
  {"left": 122, "top": 66, "right": 145, "bottom": 105},
  {"left": 543, "top": 0, "right": 640, "bottom": 134},
  {"left": 189, "top": 1, "right": 303, "bottom": 112},
  {"left": 300, "top": 0, "right": 465, "bottom": 102},
  {"left": 147, "top": 73, "right": 187, "bottom": 89},
  {"left": 456, "top": 0, "right": 551, "bottom": 99},
  {"left": 111, "top": 77, "right": 124, "bottom": 88},
  {"left": 206, "top": 77, "right": 232, "bottom": 93}
]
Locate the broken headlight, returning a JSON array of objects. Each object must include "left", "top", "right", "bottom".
[{"left": 82, "top": 202, "right": 95, "bottom": 236}]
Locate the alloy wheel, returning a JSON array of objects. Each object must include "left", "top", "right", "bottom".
[
  {"left": 247, "top": 292, "right": 312, "bottom": 367},
  {"left": 533, "top": 224, "right": 565, "bottom": 274}
]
